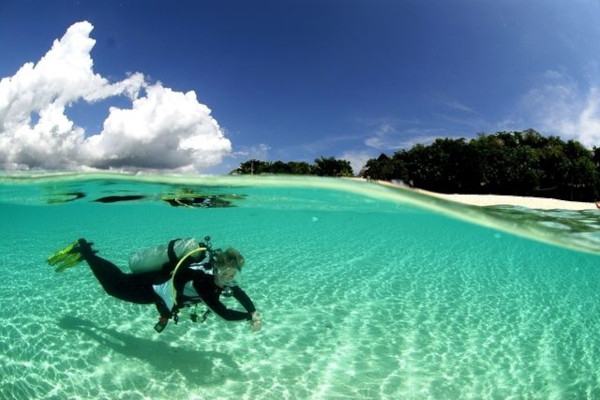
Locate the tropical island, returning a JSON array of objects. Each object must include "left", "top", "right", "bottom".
[{"left": 231, "top": 129, "right": 600, "bottom": 204}]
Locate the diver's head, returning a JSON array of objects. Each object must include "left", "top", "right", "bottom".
[{"left": 213, "top": 247, "right": 245, "bottom": 288}]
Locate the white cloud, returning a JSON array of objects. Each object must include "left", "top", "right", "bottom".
[
  {"left": 0, "top": 21, "right": 230, "bottom": 172},
  {"left": 364, "top": 122, "right": 398, "bottom": 150},
  {"left": 364, "top": 120, "right": 442, "bottom": 151},
  {"left": 83, "top": 84, "right": 230, "bottom": 171},
  {"left": 543, "top": 69, "right": 566, "bottom": 80},
  {"left": 520, "top": 71, "right": 600, "bottom": 147},
  {"left": 232, "top": 143, "right": 271, "bottom": 160},
  {"left": 339, "top": 150, "right": 373, "bottom": 175},
  {"left": 432, "top": 92, "right": 476, "bottom": 114}
]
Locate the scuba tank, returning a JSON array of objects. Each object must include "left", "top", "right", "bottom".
[{"left": 128, "top": 237, "right": 202, "bottom": 273}]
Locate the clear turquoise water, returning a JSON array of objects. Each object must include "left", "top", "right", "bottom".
[{"left": 1, "top": 173, "right": 599, "bottom": 399}]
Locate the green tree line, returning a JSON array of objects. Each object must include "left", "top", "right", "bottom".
[
  {"left": 231, "top": 156, "right": 354, "bottom": 177},
  {"left": 362, "top": 129, "right": 599, "bottom": 202},
  {"left": 232, "top": 130, "right": 600, "bottom": 202}
]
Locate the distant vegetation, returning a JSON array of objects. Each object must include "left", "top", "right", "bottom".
[
  {"left": 231, "top": 156, "right": 354, "bottom": 177},
  {"left": 232, "top": 130, "right": 600, "bottom": 202}
]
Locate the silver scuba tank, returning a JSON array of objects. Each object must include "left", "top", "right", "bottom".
[{"left": 128, "top": 237, "right": 201, "bottom": 273}]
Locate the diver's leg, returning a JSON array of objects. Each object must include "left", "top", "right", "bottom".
[
  {"left": 85, "top": 252, "right": 173, "bottom": 332},
  {"left": 83, "top": 254, "right": 133, "bottom": 299},
  {"left": 78, "top": 240, "right": 157, "bottom": 304}
]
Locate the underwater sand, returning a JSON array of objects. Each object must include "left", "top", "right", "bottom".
[{"left": 1, "top": 173, "right": 599, "bottom": 399}]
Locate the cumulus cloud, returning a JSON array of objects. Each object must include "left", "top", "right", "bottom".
[
  {"left": 83, "top": 85, "right": 229, "bottom": 171},
  {"left": 521, "top": 70, "right": 600, "bottom": 147},
  {"left": 0, "top": 21, "right": 230, "bottom": 172}
]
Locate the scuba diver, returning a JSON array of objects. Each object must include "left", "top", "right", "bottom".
[{"left": 47, "top": 237, "right": 262, "bottom": 333}]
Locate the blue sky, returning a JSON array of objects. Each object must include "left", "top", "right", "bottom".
[{"left": 1, "top": 0, "right": 600, "bottom": 174}]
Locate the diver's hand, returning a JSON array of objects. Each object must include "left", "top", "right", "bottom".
[{"left": 250, "top": 311, "right": 262, "bottom": 332}]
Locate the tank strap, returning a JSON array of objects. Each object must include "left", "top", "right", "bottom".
[{"left": 167, "top": 239, "right": 180, "bottom": 265}]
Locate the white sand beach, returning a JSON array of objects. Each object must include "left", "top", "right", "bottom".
[
  {"left": 417, "top": 190, "right": 596, "bottom": 210},
  {"left": 369, "top": 179, "right": 597, "bottom": 210}
]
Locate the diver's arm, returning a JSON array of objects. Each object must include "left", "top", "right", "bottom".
[
  {"left": 230, "top": 285, "right": 256, "bottom": 314},
  {"left": 205, "top": 298, "right": 252, "bottom": 321},
  {"left": 194, "top": 282, "right": 252, "bottom": 321},
  {"left": 231, "top": 286, "right": 261, "bottom": 331}
]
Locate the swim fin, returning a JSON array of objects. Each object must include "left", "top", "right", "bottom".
[
  {"left": 47, "top": 241, "right": 79, "bottom": 265},
  {"left": 47, "top": 239, "right": 95, "bottom": 273},
  {"left": 52, "top": 253, "right": 84, "bottom": 272}
]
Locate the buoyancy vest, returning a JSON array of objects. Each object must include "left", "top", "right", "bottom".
[{"left": 152, "top": 259, "right": 212, "bottom": 312}]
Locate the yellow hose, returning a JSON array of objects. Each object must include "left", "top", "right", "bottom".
[{"left": 170, "top": 247, "right": 208, "bottom": 307}]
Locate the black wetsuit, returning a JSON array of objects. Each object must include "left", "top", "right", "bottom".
[
  {"left": 174, "top": 264, "right": 256, "bottom": 321},
  {"left": 81, "top": 249, "right": 256, "bottom": 321},
  {"left": 84, "top": 251, "right": 166, "bottom": 304}
]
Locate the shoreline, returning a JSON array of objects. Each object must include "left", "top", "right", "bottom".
[
  {"left": 372, "top": 180, "right": 596, "bottom": 211},
  {"left": 416, "top": 190, "right": 595, "bottom": 211}
]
